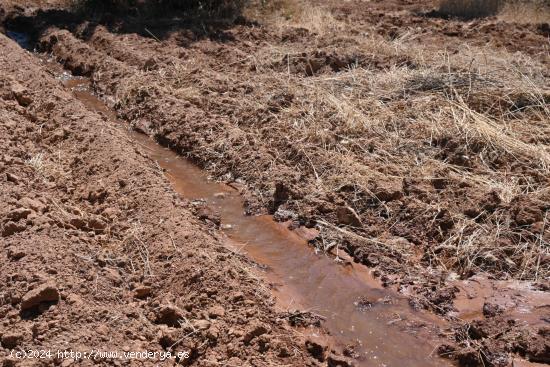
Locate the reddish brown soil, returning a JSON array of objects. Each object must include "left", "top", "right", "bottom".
[
  {"left": 0, "top": 30, "right": 317, "bottom": 366},
  {"left": 1, "top": 0, "right": 549, "bottom": 366}
]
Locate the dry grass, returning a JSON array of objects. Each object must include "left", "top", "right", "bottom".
[
  {"left": 92, "top": 0, "right": 549, "bottom": 281},
  {"left": 432, "top": 214, "right": 548, "bottom": 280},
  {"left": 447, "top": 98, "right": 550, "bottom": 170},
  {"left": 247, "top": 0, "right": 341, "bottom": 35},
  {"left": 26, "top": 152, "right": 45, "bottom": 171},
  {"left": 499, "top": 0, "right": 550, "bottom": 22}
]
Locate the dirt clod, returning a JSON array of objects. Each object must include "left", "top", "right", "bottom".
[
  {"left": 243, "top": 322, "right": 268, "bottom": 344},
  {"left": 305, "top": 338, "right": 328, "bottom": 362},
  {"left": 155, "top": 305, "right": 184, "bottom": 327},
  {"left": 336, "top": 205, "right": 362, "bottom": 227},
  {"left": 20, "top": 283, "right": 59, "bottom": 311},
  {"left": 327, "top": 353, "right": 356, "bottom": 367},
  {"left": 10, "top": 82, "right": 32, "bottom": 106},
  {"left": 134, "top": 286, "right": 152, "bottom": 299},
  {"left": 208, "top": 305, "right": 225, "bottom": 318},
  {"left": 0, "top": 332, "right": 23, "bottom": 349},
  {"left": 6, "top": 247, "right": 26, "bottom": 260},
  {"left": 7, "top": 208, "right": 32, "bottom": 221},
  {"left": 5, "top": 172, "right": 19, "bottom": 184},
  {"left": 2, "top": 221, "right": 26, "bottom": 237}
]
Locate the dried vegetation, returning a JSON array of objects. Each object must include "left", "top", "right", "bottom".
[{"left": 99, "top": 0, "right": 550, "bottom": 283}]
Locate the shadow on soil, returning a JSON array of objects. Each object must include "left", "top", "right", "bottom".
[{"left": 2, "top": 2, "right": 256, "bottom": 49}]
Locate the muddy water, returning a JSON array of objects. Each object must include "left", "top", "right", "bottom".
[{"left": 8, "top": 31, "right": 453, "bottom": 367}]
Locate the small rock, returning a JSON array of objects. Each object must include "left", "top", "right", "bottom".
[
  {"left": 6, "top": 172, "right": 20, "bottom": 184},
  {"left": 336, "top": 205, "right": 362, "bottom": 227},
  {"left": 96, "top": 324, "right": 109, "bottom": 335},
  {"left": 7, "top": 208, "right": 32, "bottom": 221},
  {"left": 20, "top": 284, "right": 59, "bottom": 311},
  {"left": 2, "top": 221, "right": 26, "bottom": 237},
  {"left": 232, "top": 292, "right": 244, "bottom": 302},
  {"left": 208, "top": 305, "right": 225, "bottom": 318},
  {"left": 7, "top": 247, "right": 26, "bottom": 261},
  {"left": 1, "top": 332, "right": 23, "bottom": 349},
  {"left": 132, "top": 118, "right": 151, "bottom": 135},
  {"left": 11, "top": 83, "right": 32, "bottom": 106},
  {"left": 243, "top": 322, "right": 268, "bottom": 344},
  {"left": 134, "top": 286, "right": 152, "bottom": 299},
  {"left": 207, "top": 325, "right": 219, "bottom": 341},
  {"left": 155, "top": 305, "right": 184, "bottom": 327}
]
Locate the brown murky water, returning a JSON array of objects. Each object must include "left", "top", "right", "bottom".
[{"left": 14, "top": 32, "right": 454, "bottom": 366}]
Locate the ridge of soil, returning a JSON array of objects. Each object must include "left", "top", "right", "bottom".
[{"left": 0, "top": 31, "right": 318, "bottom": 366}]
